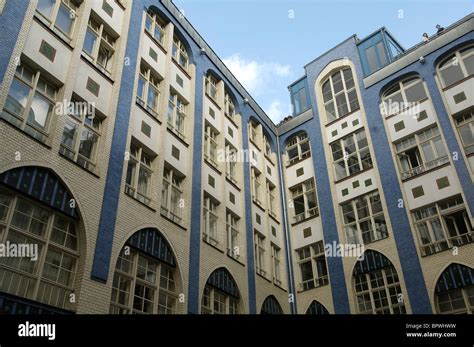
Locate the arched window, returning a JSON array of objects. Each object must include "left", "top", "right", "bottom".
[
  {"left": 201, "top": 268, "right": 240, "bottom": 314},
  {"left": 306, "top": 300, "right": 329, "bottom": 314},
  {"left": 322, "top": 67, "right": 359, "bottom": 123},
  {"left": 381, "top": 76, "right": 428, "bottom": 116},
  {"left": 172, "top": 35, "right": 188, "bottom": 70},
  {"left": 353, "top": 250, "right": 406, "bottom": 314},
  {"left": 437, "top": 45, "right": 474, "bottom": 88},
  {"left": 145, "top": 9, "right": 166, "bottom": 45},
  {"left": 109, "top": 228, "right": 178, "bottom": 314},
  {"left": 260, "top": 295, "right": 283, "bottom": 314},
  {"left": 0, "top": 167, "right": 79, "bottom": 313},
  {"left": 435, "top": 263, "right": 473, "bottom": 314},
  {"left": 286, "top": 132, "right": 311, "bottom": 165}
]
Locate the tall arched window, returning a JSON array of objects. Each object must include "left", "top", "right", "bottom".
[
  {"left": 437, "top": 45, "right": 474, "bottom": 88},
  {"left": 201, "top": 268, "right": 240, "bottom": 314},
  {"left": 322, "top": 67, "right": 359, "bottom": 123},
  {"left": 381, "top": 76, "right": 428, "bottom": 116},
  {"left": 260, "top": 295, "right": 283, "bottom": 314},
  {"left": 0, "top": 167, "right": 79, "bottom": 313},
  {"left": 435, "top": 263, "right": 473, "bottom": 314},
  {"left": 353, "top": 250, "right": 406, "bottom": 314},
  {"left": 109, "top": 228, "right": 178, "bottom": 314},
  {"left": 306, "top": 300, "right": 329, "bottom": 314}
]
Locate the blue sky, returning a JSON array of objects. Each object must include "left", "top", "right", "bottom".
[{"left": 174, "top": 0, "right": 473, "bottom": 123}]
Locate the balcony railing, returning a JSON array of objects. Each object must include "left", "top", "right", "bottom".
[
  {"left": 293, "top": 206, "right": 319, "bottom": 223},
  {"left": 300, "top": 275, "right": 329, "bottom": 291},
  {"left": 401, "top": 155, "right": 449, "bottom": 180},
  {"left": 421, "top": 231, "right": 474, "bottom": 256}
]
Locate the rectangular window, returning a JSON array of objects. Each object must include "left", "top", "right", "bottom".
[
  {"left": 83, "top": 16, "right": 116, "bottom": 73},
  {"left": 254, "top": 232, "right": 266, "bottom": 276},
  {"left": 136, "top": 64, "right": 161, "bottom": 118},
  {"left": 297, "top": 241, "right": 328, "bottom": 291},
  {"left": 205, "top": 74, "right": 219, "bottom": 101},
  {"left": 145, "top": 9, "right": 166, "bottom": 45},
  {"left": 331, "top": 128, "right": 372, "bottom": 181},
  {"left": 286, "top": 133, "right": 311, "bottom": 165},
  {"left": 226, "top": 212, "right": 239, "bottom": 259},
  {"left": 225, "top": 143, "right": 238, "bottom": 184},
  {"left": 125, "top": 141, "right": 154, "bottom": 205},
  {"left": 251, "top": 168, "right": 262, "bottom": 205},
  {"left": 59, "top": 97, "right": 102, "bottom": 173},
  {"left": 172, "top": 36, "right": 188, "bottom": 70},
  {"left": 167, "top": 91, "right": 186, "bottom": 138},
  {"left": 413, "top": 195, "right": 473, "bottom": 256},
  {"left": 290, "top": 78, "right": 310, "bottom": 115},
  {"left": 204, "top": 122, "right": 219, "bottom": 167},
  {"left": 224, "top": 92, "right": 236, "bottom": 121},
  {"left": 290, "top": 179, "right": 319, "bottom": 223},
  {"left": 39, "top": 40, "right": 57, "bottom": 62},
  {"left": 267, "top": 181, "right": 277, "bottom": 218},
  {"left": 271, "top": 244, "right": 281, "bottom": 286},
  {"left": 102, "top": 0, "right": 114, "bottom": 16},
  {"left": 249, "top": 121, "right": 258, "bottom": 144},
  {"left": 454, "top": 109, "right": 474, "bottom": 158},
  {"left": 394, "top": 126, "right": 448, "bottom": 179},
  {"left": 1, "top": 64, "right": 58, "bottom": 143},
  {"left": 203, "top": 196, "right": 218, "bottom": 246},
  {"left": 161, "top": 167, "right": 184, "bottom": 223},
  {"left": 36, "top": 0, "right": 78, "bottom": 38},
  {"left": 341, "top": 191, "right": 388, "bottom": 245}
]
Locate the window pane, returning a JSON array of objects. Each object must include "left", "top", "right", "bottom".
[
  {"left": 440, "top": 63, "right": 464, "bottom": 87},
  {"left": 4, "top": 79, "right": 30, "bottom": 117},
  {"left": 336, "top": 93, "right": 348, "bottom": 117},
  {"left": 37, "top": 0, "right": 56, "bottom": 19},
  {"left": 28, "top": 92, "right": 53, "bottom": 130},
  {"left": 56, "top": 3, "right": 75, "bottom": 35},
  {"left": 61, "top": 118, "right": 78, "bottom": 149},
  {"left": 78, "top": 128, "right": 98, "bottom": 160},
  {"left": 83, "top": 29, "right": 97, "bottom": 56},
  {"left": 405, "top": 81, "right": 427, "bottom": 103},
  {"left": 463, "top": 54, "right": 474, "bottom": 76}
]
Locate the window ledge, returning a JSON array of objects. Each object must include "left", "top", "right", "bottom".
[
  {"left": 144, "top": 29, "right": 167, "bottom": 55},
  {"left": 136, "top": 99, "right": 162, "bottom": 124},
  {"left": 160, "top": 212, "right": 187, "bottom": 231},
  {"left": 286, "top": 154, "right": 312, "bottom": 169},
  {"left": 400, "top": 162, "right": 450, "bottom": 182},
  {"left": 123, "top": 191, "right": 156, "bottom": 212},
  {"left": 0, "top": 118, "right": 52, "bottom": 149},
  {"left": 249, "top": 138, "right": 261, "bottom": 150},
  {"left": 269, "top": 213, "right": 280, "bottom": 224},
  {"left": 226, "top": 252, "right": 246, "bottom": 267},
  {"left": 252, "top": 199, "right": 266, "bottom": 212},
  {"left": 80, "top": 54, "right": 115, "bottom": 84},
  {"left": 256, "top": 272, "right": 272, "bottom": 283},
  {"left": 203, "top": 239, "right": 224, "bottom": 253},
  {"left": 204, "top": 158, "right": 222, "bottom": 175},
  {"left": 325, "top": 107, "right": 361, "bottom": 128},
  {"left": 291, "top": 213, "right": 319, "bottom": 227},
  {"left": 58, "top": 152, "right": 101, "bottom": 178},
  {"left": 171, "top": 57, "right": 191, "bottom": 79},
  {"left": 225, "top": 175, "right": 241, "bottom": 191},
  {"left": 166, "top": 126, "right": 189, "bottom": 147},
  {"left": 224, "top": 112, "right": 239, "bottom": 128},
  {"left": 33, "top": 14, "right": 74, "bottom": 51},
  {"left": 384, "top": 97, "right": 429, "bottom": 120},
  {"left": 333, "top": 166, "right": 373, "bottom": 184},
  {"left": 205, "top": 93, "right": 221, "bottom": 109}
]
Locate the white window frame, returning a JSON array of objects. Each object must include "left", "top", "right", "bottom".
[
  {"left": 454, "top": 109, "right": 474, "bottom": 158},
  {"left": 267, "top": 181, "right": 277, "bottom": 218},
  {"left": 36, "top": 0, "right": 78, "bottom": 39},
  {"left": 203, "top": 196, "right": 218, "bottom": 246},
  {"left": 437, "top": 45, "right": 474, "bottom": 88},
  {"left": 201, "top": 285, "right": 239, "bottom": 314},
  {"left": 125, "top": 142, "right": 153, "bottom": 205},
  {"left": 225, "top": 143, "right": 238, "bottom": 184},
  {"left": 83, "top": 17, "right": 116, "bottom": 73},
  {"left": 322, "top": 67, "right": 359, "bottom": 123},
  {"left": 271, "top": 243, "right": 281, "bottom": 286},
  {"left": 110, "top": 248, "right": 177, "bottom": 314},
  {"left": 381, "top": 77, "right": 428, "bottom": 117},
  {"left": 204, "top": 122, "right": 219, "bottom": 167},
  {"left": 1, "top": 64, "right": 57, "bottom": 143},
  {"left": 205, "top": 74, "right": 219, "bottom": 101},
  {"left": 436, "top": 286, "right": 474, "bottom": 314},
  {"left": 289, "top": 179, "right": 319, "bottom": 223},
  {"left": 342, "top": 191, "right": 388, "bottom": 246},
  {"left": 160, "top": 167, "right": 184, "bottom": 224},
  {"left": 145, "top": 9, "right": 166, "bottom": 45},
  {"left": 286, "top": 132, "right": 311, "bottom": 165},
  {"left": 167, "top": 91, "right": 186, "bottom": 139},
  {"left": 331, "top": 129, "right": 372, "bottom": 181},
  {"left": 251, "top": 168, "right": 262, "bottom": 205},
  {"left": 394, "top": 125, "right": 449, "bottom": 180},
  {"left": 297, "top": 241, "right": 328, "bottom": 291},
  {"left": 0, "top": 190, "right": 79, "bottom": 311},
  {"left": 224, "top": 92, "right": 236, "bottom": 121},
  {"left": 254, "top": 232, "right": 266, "bottom": 277},
  {"left": 172, "top": 35, "right": 189, "bottom": 70},
  {"left": 226, "top": 212, "right": 240, "bottom": 259},
  {"left": 413, "top": 196, "right": 473, "bottom": 256},
  {"left": 136, "top": 64, "right": 161, "bottom": 118}
]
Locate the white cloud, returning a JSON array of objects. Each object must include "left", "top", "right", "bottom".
[
  {"left": 266, "top": 100, "right": 290, "bottom": 123},
  {"left": 222, "top": 54, "right": 292, "bottom": 96}
]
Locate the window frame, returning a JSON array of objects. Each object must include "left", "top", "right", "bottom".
[
  {"left": 322, "top": 68, "right": 359, "bottom": 123},
  {"left": 136, "top": 64, "right": 161, "bottom": 118},
  {"left": 145, "top": 9, "right": 166, "bottom": 46},
  {"left": 35, "top": 0, "right": 78, "bottom": 39},
  {"left": 125, "top": 142, "right": 154, "bottom": 206},
  {"left": 437, "top": 45, "right": 474, "bottom": 88},
  {"left": 167, "top": 90, "right": 186, "bottom": 139},
  {"left": 202, "top": 195, "right": 218, "bottom": 246},
  {"left": 204, "top": 122, "right": 219, "bottom": 167},
  {"left": 172, "top": 35, "right": 189, "bottom": 70},
  {"left": 254, "top": 232, "right": 266, "bottom": 277},
  {"left": 205, "top": 74, "right": 219, "bottom": 102},
  {"left": 289, "top": 179, "right": 319, "bottom": 223},
  {"left": 286, "top": 133, "right": 311, "bottom": 166},
  {"left": 296, "top": 241, "right": 328, "bottom": 291},
  {"left": 160, "top": 166, "right": 184, "bottom": 224},
  {"left": 201, "top": 284, "right": 239, "bottom": 314},
  {"left": 226, "top": 211, "right": 240, "bottom": 259},
  {"left": 381, "top": 77, "right": 428, "bottom": 117},
  {"left": 83, "top": 16, "right": 116, "bottom": 74}
]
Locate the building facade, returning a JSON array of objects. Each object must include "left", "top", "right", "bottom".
[{"left": 0, "top": 0, "right": 472, "bottom": 314}]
